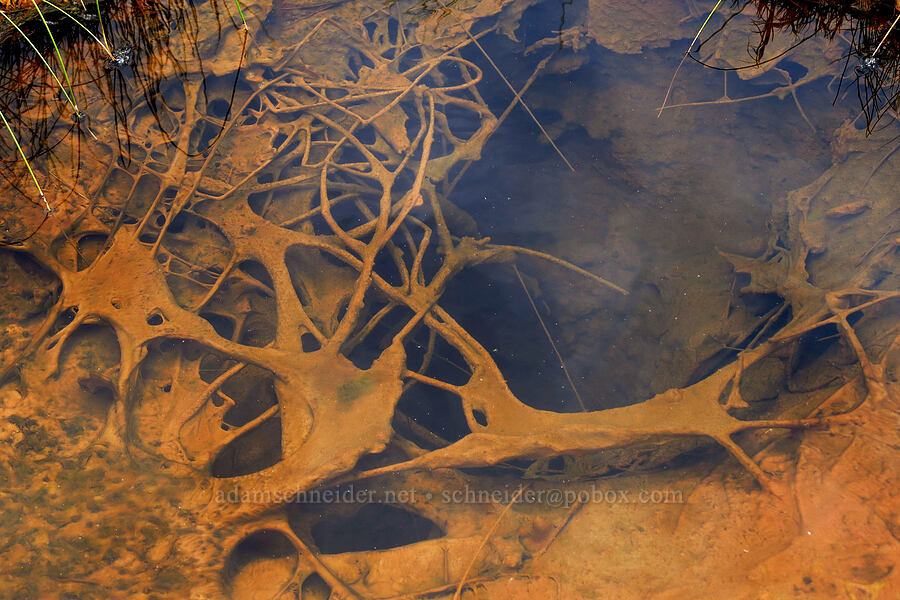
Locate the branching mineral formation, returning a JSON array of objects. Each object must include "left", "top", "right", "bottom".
[{"left": 0, "top": 1, "right": 897, "bottom": 598}]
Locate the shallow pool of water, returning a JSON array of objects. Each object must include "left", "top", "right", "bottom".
[{"left": 0, "top": 0, "right": 898, "bottom": 598}]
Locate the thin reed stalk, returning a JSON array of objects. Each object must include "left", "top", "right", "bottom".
[
  {"left": 94, "top": 0, "right": 112, "bottom": 54},
  {"left": 0, "top": 10, "right": 80, "bottom": 114},
  {"left": 0, "top": 106, "right": 51, "bottom": 214},
  {"left": 233, "top": 0, "right": 247, "bottom": 28},
  {"left": 30, "top": 0, "right": 80, "bottom": 117},
  {"left": 43, "top": 0, "right": 115, "bottom": 59}
]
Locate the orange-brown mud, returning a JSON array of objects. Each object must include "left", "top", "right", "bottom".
[{"left": 0, "top": 0, "right": 897, "bottom": 598}]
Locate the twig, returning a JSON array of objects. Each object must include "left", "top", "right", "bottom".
[
  {"left": 453, "top": 485, "right": 526, "bottom": 600},
  {"left": 659, "top": 0, "right": 725, "bottom": 118},
  {"left": 279, "top": 526, "right": 362, "bottom": 599},
  {"left": 488, "top": 243, "right": 628, "bottom": 295},
  {"left": 514, "top": 264, "right": 586, "bottom": 411},
  {"left": 531, "top": 498, "right": 586, "bottom": 559},
  {"left": 434, "top": 0, "right": 576, "bottom": 171}
]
